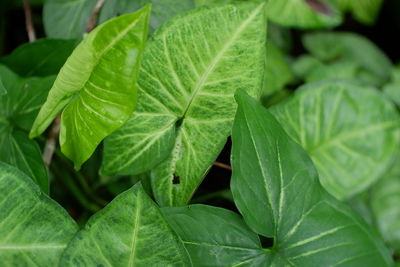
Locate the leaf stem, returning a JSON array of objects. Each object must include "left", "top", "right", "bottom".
[
  {"left": 22, "top": 0, "right": 36, "bottom": 42},
  {"left": 42, "top": 114, "right": 61, "bottom": 168},
  {"left": 86, "top": 0, "right": 106, "bottom": 33},
  {"left": 213, "top": 161, "right": 232, "bottom": 171}
]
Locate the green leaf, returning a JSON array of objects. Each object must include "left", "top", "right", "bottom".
[
  {"left": 0, "top": 162, "right": 78, "bottom": 266},
  {"left": 303, "top": 32, "right": 392, "bottom": 84},
  {"left": 60, "top": 184, "right": 191, "bottom": 266},
  {"left": 0, "top": 76, "right": 6, "bottom": 95},
  {"left": 0, "top": 65, "right": 54, "bottom": 193},
  {"left": 334, "top": 0, "right": 383, "bottom": 24},
  {"left": 30, "top": 7, "right": 151, "bottom": 169},
  {"left": 102, "top": 3, "right": 266, "bottom": 206},
  {"left": 270, "top": 81, "right": 400, "bottom": 199},
  {"left": 231, "top": 91, "right": 393, "bottom": 266},
  {"left": 371, "top": 160, "right": 400, "bottom": 253},
  {"left": 303, "top": 60, "right": 360, "bottom": 83},
  {"left": 100, "top": 0, "right": 196, "bottom": 33},
  {"left": 0, "top": 39, "right": 76, "bottom": 77},
  {"left": 263, "top": 43, "right": 294, "bottom": 96},
  {"left": 383, "top": 66, "right": 400, "bottom": 107},
  {"left": 292, "top": 55, "right": 323, "bottom": 79},
  {"left": 43, "top": 0, "right": 98, "bottom": 39},
  {"left": 163, "top": 204, "right": 269, "bottom": 266},
  {"left": 266, "top": 0, "right": 342, "bottom": 29}
]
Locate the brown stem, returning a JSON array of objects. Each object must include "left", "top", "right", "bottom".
[
  {"left": 43, "top": 114, "right": 61, "bottom": 168},
  {"left": 86, "top": 0, "right": 106, "bottom": 33},
  {"left": 23, "top": 0, "right": 36, "bottom": 42},
  {"left": 213, "top": 161, "right": 232, "bottom": 171}
]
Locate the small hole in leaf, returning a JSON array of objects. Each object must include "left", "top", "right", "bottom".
[
  {"left": 305, "top": 0, "right": 332, "bottom": 15},
  {"left": 259, "top": 235, "right": 274, "bottom": 249},
  {"left": 173, "top": 174, "right": 180, "bottom": 185},
  {"left": 175, "top": 117, "right": 184, "bottom": 128}
]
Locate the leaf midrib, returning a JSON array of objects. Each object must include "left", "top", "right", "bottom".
[{"left": 179, "top": 3, "right": 264, "bottom": 120}]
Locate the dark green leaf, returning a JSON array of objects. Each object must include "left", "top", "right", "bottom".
[
  {"left": 0, "top": 76, "right": 6, "bottom": 95},
  {"left": 270, "top": 81, "right": 400, "bottom": 199},
  {"left": 303, "top": 32, "right": 392, "bottom": 84},
  {"left": 0, "top": 162, "right": 78, "bottom": 266},
  {"left": 60, "top": 184, "right": 191, "bottom": 266},
  {"left": 163, "top": 205, "right": 269, "bottom": 266},
  {"left": 0, "top": 65, "right": 54, "bottom": 192},
  {"left": 102, "top": 3, "right": 266, "bottom": 206},
  {"left": 0, "top": 39, "right": 76, "bottom": 77},
  {"left": 30, "top": 7, "right": 151, "bottom": 169},
  {"left": 335, "top": 0, "right": 383, "bottom": 24},
  {"left": 231, "top": 91, "right": 393, "bottom": 266},
  {"left": 43, "top": 0, "right": 98, "bottom": 39}
]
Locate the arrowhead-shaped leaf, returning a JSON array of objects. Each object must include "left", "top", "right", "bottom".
[
  {"left": 229, "top": 91, "right": 393, "bottom": 266},
  {"left": 30, "top": 6, "right": 151, "bottom": 169},
  {"left": 270, "top": 81, "right": 400, "bottom": 199},
  {"left": 60, "top": 184, "right": 191, "bottom": 266},
  {"left": 0, "top": 39, "right": 76, "bottom": 77},
  {"left": 303, "top": 32, "right": 392, "bottom": 85},
  {"left": 102, "top": 3, "right": 266, "bottom": 206},
  {"left": 0, "top": 65, "right": 54, "bottom": 193},
  {"left": 266, "top": 0, "right": 342, "bottom": 29},
  {"left": 0, "top": 162, "right": 78, "bottom": 266}
]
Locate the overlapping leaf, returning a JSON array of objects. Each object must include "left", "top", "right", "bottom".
[
  {"left": 230, "top": 92, "right": 393, "bottom": 266},
  {"left": 0, "top": 162, "right": 78, "bottom": 266},
  {"left": 335, "top": 0, "right": 383, "bottom": 24},
  {"left": 30, "top": 7, "right": 151, "bottom": 169},
  {"left": 102, "top": 3, "right": 266, "bottom": 206},
  {"left": 270, "top": 81, "right": 400, "bottom": 199},
  {"left": 43, "top": 0, "right": 98, "bottom": 39},
  {"left": 100, "top": 0, "right": 196, "bottom": 33},
  {"left": 0, "top": 65, "right": 54, "bottom": 193},
  {"left": 0, "top": 39, "right": 76, "bottom": 77},
  {"left": 266, "top": 0, "right": 342, "bottom": 29},
  {"left": 303, "top": 32, "right": 392, "bottom": 85},
  {"left": 60, "top": 184, "right": 191, "bottom": 266}
]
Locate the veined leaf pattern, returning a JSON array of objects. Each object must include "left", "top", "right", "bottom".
[{"left": 103, "top": 3, "right": 266, "bottom": 206}]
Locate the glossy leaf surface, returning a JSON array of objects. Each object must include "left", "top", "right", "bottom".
[
  {"left": 31, "top": 7, "right": 151, "bottom": 169},
  {"left": 270, "top": 81, "right": 400, "bottom": 199},
  {"left": 43, "top": 0, "right": 97, "bottom": 39},
  {"left": 163, "top": 205, "right": 269, "bottom": 266},
  {"left": 266, "top": 0, "right": 342, "bottom": 29},
  {"left": 0, "top": 162, "right": 78, "bottom": 266},
  {"left": 303, "top": 32, "right": 392, "bottom": 84},
  {"left": 0, "top": 39, "right": 76, "bottom": 77},
  {"left": 60, "top": 184, "right": 191, "bottom": 266},
  {"left": 103, "top": 3, "right": 266, "bottom": 206},
  {"left": 0, "top": 65, "right": 53, "bottom": 192},
  {"left": 230, "top": 91, "right": 393, "bottom": 266}
]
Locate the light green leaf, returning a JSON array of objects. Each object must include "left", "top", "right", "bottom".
[
  {"left": 303, "top": 32, "right": 392, "bottom": 84},
  {"left": 0, "top": 162, "right": 78, "bottom": 266},
  {"left": 100, "top": 0, "right": 196, "bottom": 33},
  {"left": 163, "top": 204, "right": 269, "bottom": 266},
  {"left": 371, "top": 159, "right": 400, "bottom": 253},
  {"left": 335, "top": 0, "right": 383, "bottom": 24},
  {"left": 292, "top": 55, "right": 323, "bottom": 78},
  {"left": 303, "top": 60, "right": 360, "bottom": 83},
  {"left": 102, "top": 3, "right": 266, "bottom": 206},
  {"left": 30, "top": 7, "right": 151, "bottom": 169},
  {"left": 0, "top": 65, "right": 54, "bottom": 193},
  {"left": 263, "top": 43, "right": 294, "bottom": 96},
  {"left": 266, "top": 0, "right": 342, "bottom": 29},
  {"left": 383, "top": 65, "right": 400, "bottom": 107},
  {"left": 60, "top": 184, "right": 191, "bottom": 266},
  {"left": 231, "top": 91, "right": 393, "bottom": 266},
  {"left": 270, "top": 81, "right": 400, "bottom": 199},
  {"left": 0, "top": 39, "right": 76, "bottom": 77},
  {"left": 43, "top": 0, "right": 98, "bottom": 39}
]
